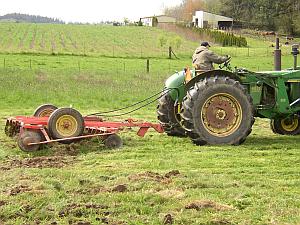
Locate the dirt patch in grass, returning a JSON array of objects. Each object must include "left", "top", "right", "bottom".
[
  {"left": 77, "top": 186, "right": 109, "bottom": 195},
  {"left": 129, "top": 170, "right": 181, "bottom": 184},
  {"left": 8, "top": 185, "right": 32, "bottom": 196},
  {"left": 75, "top": 222, "right": 91, "bottom": 225},
  {"left": 20, "top": 204, "right": 34, "bottom": 213},
  {"left": 76, "top": 184, "right": 128, "bottom": 195},
  {"left": 163, "top": 214, "right": 174, "bottom": 224},
  {"left": 0, "top": 201, "right": 6, "bottom": 207},
  {"left": 51, "top": 143, "right": 80, "bottom": 156},
  {"left": 1, "top": 156, "right": 76, "bottom": 170},
  {"left": 185, "top": 200, "right": 234, "bottom": 211},
  {"left": 209, "top": 219, "right": 234, "bottom": 225},
  {"left": 165, "top": 170, "right": 180, "bottom": 178},
  {"left": 59, "top": 203, "right": 110, "bottom": 219},
  {"left": 112, "top": 184, "right": 128, "bottom": 193}
]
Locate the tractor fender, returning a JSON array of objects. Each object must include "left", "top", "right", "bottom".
[{"left": 186, "top": 70, "right": 242, "bottom": 90}]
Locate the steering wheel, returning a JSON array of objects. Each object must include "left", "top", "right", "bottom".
[{"left": 219, "top": 57, "right": 232, "bottom": 70}]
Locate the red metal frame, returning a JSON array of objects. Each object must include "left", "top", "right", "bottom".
[{"left": 5, "top": 116, "right": 164, "bottom": 146}]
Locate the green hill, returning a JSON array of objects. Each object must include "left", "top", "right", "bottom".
[{"left": 0, "top": 22, "right": 197, "bottom": 58}]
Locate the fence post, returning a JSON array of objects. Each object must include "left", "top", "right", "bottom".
[
  {"left": 29, "top": 59, "right": 32, "bottom": 69},
  {"left": 146, "top": 59, "right": 150, "bottom": 73},
  {"left": 169, "top": 46, "right": 172, "bottom": 59},
  {"left": 3, "top": 58, "right": 5, "bottom": 68},
  {"left": 123, "top": 61, "right": 126, "bottom": 72},
  {"left": 78, "top": 61, "right": 81, "bottom": 72}
]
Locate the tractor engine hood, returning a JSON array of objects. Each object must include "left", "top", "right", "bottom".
[
  {"left": 257, "top": 69, "right": 300, "bottom": 77},
  {"left": 164, "top": 70, "right": 186, "bottom": 102},
  {"left": 165, "top": 70, "right": 185, "bottom": 88}
]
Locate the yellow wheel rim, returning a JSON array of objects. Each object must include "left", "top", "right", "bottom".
[
  {"left": 201, "top": 93, "right": 242, "bottom": 137},
  {"left": 55, "top": 115, "right": 78, "bottom": 137},
  {"left": 281, "top": 115, "right": 299, "bottom": 132},
  {"left": 38, "top": 109, "right": 54, "bottom": 117}
]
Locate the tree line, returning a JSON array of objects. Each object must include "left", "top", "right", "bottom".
[
  {"left": 0, "top": 13, "right": 65, "bottom": 24},
  {"left": 164, "top": 0, "right": 300, "bottom": 35}
]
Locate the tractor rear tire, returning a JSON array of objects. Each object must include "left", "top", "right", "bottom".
[
  {"left": 181, "top": 76, "right": 254, "bottom": 145},
  {"left": 33, "top": 104, "right": 58, "bottom": 117},
  {"left": 48, "top": 108, "right": 84, "bottom": 144},
  {"left": 270, "top": 115, "right": 300, "bottom": 135},
  {"left": 157, "top": 91, "right": 186, "bottom": 137}
]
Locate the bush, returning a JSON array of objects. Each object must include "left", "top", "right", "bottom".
[
  {"left": 178, "top": 24, "right": 248, "bottom": 47},
  {"left": 158, "top": 35, "right": 168, "bottom": 47},
  {"left": 171, "top": 36, "right": 183, "bottom": 49}
]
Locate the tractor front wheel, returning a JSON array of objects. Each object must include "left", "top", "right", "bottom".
[
  {"left": 48, "top": 108, "right": 84, "bottom": 144},
  {"left": 181, "top": 76, "right": 254, "bottom": 145},
  {"left": 271, "top": 115, "right": 300, "bottom": 135},
  {"left": 157, "top": 91, "right": 186, "bottom": 137}
]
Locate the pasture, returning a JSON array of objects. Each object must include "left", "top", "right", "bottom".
[{"left": 0, "top": 23, "right": 299, "bottom": 225}]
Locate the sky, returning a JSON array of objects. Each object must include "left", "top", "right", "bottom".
[{"left": 0, "top": 0, "right": 182, "bottom": 23}]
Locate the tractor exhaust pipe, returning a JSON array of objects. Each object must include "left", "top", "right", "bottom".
[
  {"left": 291, "top": 44, "right": 299, "bottom": 70},
  {"left": 274, "top": 36, "right": 281, "bottom": 71}
]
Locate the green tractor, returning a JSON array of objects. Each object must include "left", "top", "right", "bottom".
[{"left": 157, "top": 44, "right": 300, "bottom": 145}]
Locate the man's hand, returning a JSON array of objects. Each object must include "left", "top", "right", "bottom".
[{"left": 226, "top": 55, "right": 232, "bottom": 61}]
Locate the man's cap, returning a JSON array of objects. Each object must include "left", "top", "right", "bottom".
[{"left": 201, "top": 41, "right": 211, "bottom": 47}]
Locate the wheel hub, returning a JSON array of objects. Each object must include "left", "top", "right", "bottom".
[
  {"left": 216, "top": 109, "right": 227, "bottom": 120},
  {"left": 202, "top": 93, "right": 242, "bottom": 137},
  {"left": 55, "top": 115, "right": 78, "bottom": 137},
  {"left": 23, "top": 136, "right": 34, "bottom": 146}
]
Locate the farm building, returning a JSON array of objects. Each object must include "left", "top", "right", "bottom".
[
  {"left": 193, "top": 11, "right": 233, "bottom": 29},
  {"left": 140, "top": 15, "right": 176, "bottom": 27}
]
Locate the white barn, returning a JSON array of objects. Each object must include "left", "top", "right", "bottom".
[
  {"left": 140, "top": 15, "right": 176, "bottom": 27},
  {"left": 193, "top": 11, "right": 233, "bottom": 29}
]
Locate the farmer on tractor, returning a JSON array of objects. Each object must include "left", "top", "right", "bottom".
[{"left": 192, "top": 41, "right": 230, "bottom": 71}]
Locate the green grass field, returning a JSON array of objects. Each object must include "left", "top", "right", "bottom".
[{"left": 0, "top": 23, "right": 299, "bottom": 225}]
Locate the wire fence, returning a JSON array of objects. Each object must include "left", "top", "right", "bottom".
[
  {"left": 0, "top": 55, "right": 192, "bottom": 75},
  {"left": 0, "top": 46, "right": 295, "bottom": 73}
]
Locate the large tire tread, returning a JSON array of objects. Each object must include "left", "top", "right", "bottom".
[
  {"left": 181, "top": 76, "right": 255, "bottom": 145},
  {"left": 157, "top": 92, "right": 186, "bottom": 137}
]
